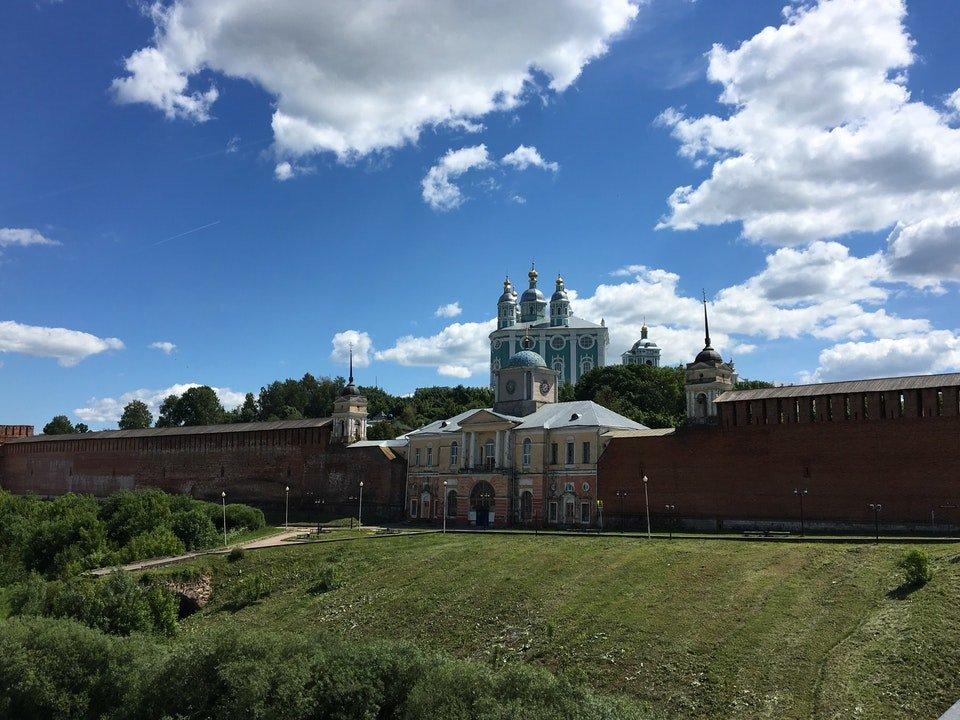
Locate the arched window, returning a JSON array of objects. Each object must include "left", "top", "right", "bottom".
[
  {"left": 484, "top": 440, "right": 495, "bottom": 468},
  {"left": 522, "top": 438, "right": 532, "bottom": 467},
  {"left": 696, "top": 393, "right": 708, "bottom": 418},
  {"left": 446, "top": 489, "right": 457, "bottom": 517},
  {"left": 552, "top": 359, "right": 564, "bottom": 376},
  {"left": 580, "top": 358, "right": 594, "bottom": 374},
  {"left": 426, "top": 446, "right": 433, "bottom": 466},
  {"left": 450, "top": 442, "right": 459, "bottom": 467}
]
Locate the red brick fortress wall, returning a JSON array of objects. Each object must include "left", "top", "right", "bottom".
[{"left": 598, "top": 415, "right": 960, "bottom": 533}]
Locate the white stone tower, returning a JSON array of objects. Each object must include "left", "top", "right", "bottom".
[{"left": 332, "top": 347, "right": 368, "bottom": 444}]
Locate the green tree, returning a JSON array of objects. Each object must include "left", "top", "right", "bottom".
[
  {"left": 226, "top": 392, "right": 259, "bottom": 423},
  {"left": 42, "top": 415, "right": 75, "bottom": 435},
  {"left": 170, "top": 508, "right": 219, "bottom": 550},
  {"left": 156, "top": 386, "right": 226, "bottom": 427},
  {"left": 575, "top": 364, "right": 686, "bottom": 428},
  {"left": 119, "top": 400, "right": 153, "bottom": 429},
  {"left": 735, "top": 379, "right": 776, "bottom": 390},
  {"left": 73, "top": 423, "right": 90, "bottom": 434},
  {"left": 100, "top": 489, "right": 172, "bottom": 547}
]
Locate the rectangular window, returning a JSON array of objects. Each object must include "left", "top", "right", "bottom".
[
  {"left": 410, "top": 499, "right": 419, "bottom": 518},
  {"left": 898, "top": 393, "right": 905, "bottom": 417},
  {"left": 879, "top": 393, "right": 887, "bottom": 418},
  {"left": 551, "top": 443, "right": 558, "bottom": 465},
  {"left": 916, "top": 390, "right": 924, "bottom": 418},
  {"left": 937, "top": 390, "right": 944, "bottom": 417},
  {"left": 450, "top": 445, "right": 459, "bottom": 467},
  {"left": 566, "top": 442, "right": 575, "bottom": 465},
  {"left": 862, "top": 394, "right": 870, "bottom": 420},
  {"left": 582, "top": 441, "right": 591, "bottom": 464},
  {"left": 746, "top": 403, "right": 753, "bottom": 424},
  {"left": 777, "top": 399, "right": 784, "bottom": 424},
  {"left": 826, "top": 397, "right": 834, "bottom": 421},
  {"left": 415, "top": 448, "right": 421, "bottom": 466},
  {"left": 580, "top": 502, "right": 590, "bottom": 524},
  {"left": 548, "top": 502, "right": 558, "bottom": 523},
  {"left": 794, "top": 399, "right": 801, "bottom": 422},
  {"left": 810, "top": 398, "right": 817, "bottom": 422},
  {"left": 427, "top": 447, "right": 433, "bottom": 466},
  {"left": 843, "top": 394, "right": 851, "bottom": 420}
]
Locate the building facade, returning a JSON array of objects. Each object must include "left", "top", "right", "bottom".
[
  {"left": 406, "top": 340, "right": 644, "bottom": 528},
  {"left": 489, "top": 266, "right": 608, "bottom": 387}
]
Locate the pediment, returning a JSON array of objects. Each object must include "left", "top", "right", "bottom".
[{"left": 458, "top": 409, "right": 518, "bottom": 429}]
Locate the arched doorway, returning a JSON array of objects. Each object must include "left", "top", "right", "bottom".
[
  {"left": 520, "top": 490, "right": 533, "bottom": 521},
  {"left": 419, "top": 491, "right": 432, "bottom": 519},
  {"left": 696, "top": 393, "right": 708, "bottom": 418},
  {"left": 470, "top": 481, "right": 495, "bottom": 528}
]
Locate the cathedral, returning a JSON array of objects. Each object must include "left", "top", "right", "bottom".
[{"left": 489, "top": 266, "right": 608, "bottom": 387}]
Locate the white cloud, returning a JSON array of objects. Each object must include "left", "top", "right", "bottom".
[
  {"left": 657, "top": 0, "right": 960, "bottom": 251},
  {"left": 435, "top": 302, "right": 463, "bottom": 318},
  {"left": 75, "top": 383, "right": 246, "bottom": 424},
  {"left": 149, "top": 341, "right": 177, "bottom": 355},
  {"left": 421, "top": 145, "right": 492, "bottom": 211},
  {"left": 884, "top": 214, "right": 960, "bottom": 288},
  {"left": 330, "top": 330, "right": 373, "bottom": 368},
  {"left": 0, "top": 321, "right": 123, "bottom": 367},
  {"left": 803, "top": 332, "right": 960, "bottom": 383},
  {"left": 501, "top": 145, "right": 559, "bottom": 172},
  {"left": 273, "top": 161, "right": 314, "bottom": 181},
  {"left": 226, "top": 135, "right": 240, "bottom": 153},
  {"left": 375, "top": 319, "right": 496, "bottom": 377},
  {"left": 112, "top": 0, "right": 638, "bottom": 161},
  {"left": 0, "top": 228, "right": 58, "bottom": 248}
]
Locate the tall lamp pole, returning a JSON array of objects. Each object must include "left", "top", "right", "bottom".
[
  {"left": 442, "top": 480, "right": 448, "bottom": 534},
  {"left": 358, "top": 481, "right": 364, "bottom": 529},
  {"left": 284, "top": 485, "right": 290, "bottom": 529},
  {"left": 793, "top": 488, "right": 808, "bottom": 536},
  {"left": 220, "top": 490, "right": 227, "bottom": 547},
  {"left": 868, "top": 503, "right": 882, "bottom": 541},
  {"left": 665, "top": 504, "right": 676, "bottom": 539},
  {"left": 642, "top": 475, "right": 651, "bottom": 539}
]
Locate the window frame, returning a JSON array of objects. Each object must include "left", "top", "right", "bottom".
[{"left": 522, "top": 438, "right": 532, "bottom": 467}]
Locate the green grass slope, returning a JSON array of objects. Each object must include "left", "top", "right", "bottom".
[{"left": 169, "top": 535, "right": 960, "bottom": 720}]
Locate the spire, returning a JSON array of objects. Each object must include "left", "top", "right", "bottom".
[
  {"left": 702, "top": 290, "right": 711, "bottom": 348},
  {"left": 348, "top": 344, "right": 354, "bottom": 384}
]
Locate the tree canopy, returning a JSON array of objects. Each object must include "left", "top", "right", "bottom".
[
  {"left": 156, "top": 386, "right": 227, "bottom": 427},
  {"left": 118, "top": 400, "right": 153, "bottom": 430},
  {"left": 575, "top": 364, "right": 687, "bottom": 428},
  {"left": 42, "top": 415, "right": 75, "bottom": 435}
]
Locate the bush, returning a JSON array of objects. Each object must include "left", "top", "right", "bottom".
[
  {"left": 227, "top": 547, "right": 245, "bottom": 563},
  {"left": 0, "top": 617, "right": 137, "bottom": 720},
  {"left": 224, "top": 503, "right": 266, "bottom": 532},
  {"left": 22, "top": 494, "right": 108, "bottom": 577},
  {"left": 225, "top": 573, "right": 272, "bottom": 611},
  {"left": 100, "top": 490, "right": 172, "bottom": 547},
  {"left": 899, "top": 548, "right": 933, "bottom": 588},
  {"left": 308, "top": 566, "right": 342, "bottom": 594},
  {"left": 170, "top": 508, "right": 219, "bottom": 550},
  {"left": 7, "top": 573, "right": 48, "bottom": 617},
  {"left": 123, "top": 527, "right": 185, "bottom": 562}
]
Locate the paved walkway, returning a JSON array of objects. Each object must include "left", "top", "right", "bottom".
[{"left": 88, "top": 527, "right": 308, "bottom": 576}]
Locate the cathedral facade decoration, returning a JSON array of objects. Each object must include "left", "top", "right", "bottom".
[{"left": 489, "top": 266, "right": 608, "bottom": 387}]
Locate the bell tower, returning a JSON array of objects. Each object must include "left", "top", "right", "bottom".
[
  {"left": 332, "top": 347, "right": 368, "bottom": 444},
  {"left": 685, "top": 293, "right": 736, "bottom": 424}
]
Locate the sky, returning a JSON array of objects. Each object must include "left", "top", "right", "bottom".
[{"left": 3, "top": 0, "right": 960, "bottom": 430}]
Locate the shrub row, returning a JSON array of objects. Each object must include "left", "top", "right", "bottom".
[{"left": 0, "top": 617, "right": 644, "bottom": 720}]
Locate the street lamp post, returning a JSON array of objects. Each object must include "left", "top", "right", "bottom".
[
  {"left": 642, "top": 475, "right": 651, "bottom": 539},
  {"left": 442, "top": 480, "right": 448, "bottom": 534},
  {"left": 358, "top": 481, "right": 364, "bottom": 529},
  {"left": 220, "top": 491, "right": 227, "bottom": 547},
  {"left": 665, "top": 504, "right": 676, "bottom": 539},
  {"left": 285, "top": 485, "right": 290, "bottom": 529},
  {"left": 793, "top": 488, "right": 808, "bottom": 536},
  {"left": 868, "top": 503, "right": 882, "bottom": 540}
]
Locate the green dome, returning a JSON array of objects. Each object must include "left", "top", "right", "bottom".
[{"left": 506, "top": 350, "right": 547, "bottom": 368}]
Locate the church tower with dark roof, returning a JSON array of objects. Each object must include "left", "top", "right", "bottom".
[
  {"left": 685, "top": 294, "right": 736, "bottom": 423},
  {"left": 332, "top": 348, "right": 368, "bottom": 443}
]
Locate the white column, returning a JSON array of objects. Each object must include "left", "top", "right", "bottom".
[
  {"left": 460, "top": 431, "right": 467, "bottom": 468},
  {"left": 494, "top": 430, "right": 501, "bottom": 469},
  {"left": 569, "top": 332, "right": 576, "bottom": 384},
  {"left": 470, "top": 432, "right": 477, "bottom": 469}
]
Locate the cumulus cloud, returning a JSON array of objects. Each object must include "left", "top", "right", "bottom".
[
  {"left": 0, "top": 228, "right": 58, "bottom": 248},
  {"left": 422, "top": 143, "right": 560, "bottom": 210},
  {"left": 501, "top": 145, "right": 559, "bottom": 172},
  {"left": 149, "top": 341, "right": 177, "bottom": 355},
  {"left": 657, "top": 0, "right": 960, "bottom": 256},
  {"left": 375, "top": 320, "right": 496, "bottom": 378},
  {"left": 803, "top": 332, "right": 960, "bottom": 383},
  {"left": 0, "top": 321, "right": 123, "bottom": 367},
  {"left": 112, "top": 0, "right": 638, "bottom": 161},
  {"left": 421, "top": 145, "right": 493, "bottom": 211},
  {"left": 884, "top": 215, "right": 960, "bottom": 288},
  {"left": 274, "top": 161, "right": 314, "bottom": 182},
  {"left": 330, "top": 330, "right": 373, "bottom": 368},
  {"left": 75, "top": 383, "right": 246, "bottom": 424},
  {"left": 434, "top": 302, "right": 463, "bottom": 318}
]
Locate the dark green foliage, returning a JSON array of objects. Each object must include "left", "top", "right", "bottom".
[
  {"left": 170, "top": 507, "right": 219, "bottom": 550},
  {"left": 119, "top": 399, "right": 153, "bottom": 429},
  {"left": 227, "top": 547, "right": 245, "bottom": 562},
  {"left": 101, "top": 489, "right": 172, "bottom": 546},
  {"left": 73, "top": 423, "right": 90, "bottom": 434},
  {"left": 899, "top": 549, "right": 933, "bottom": 588},
  {"left": 227, "top": 392, "right": 260, "bottom": 423},
  {"left": 575, "top": 364, "right": 687, "bottom": 428},
  {"left": 308, "top": 565, "right": 342, "bottom": 594},
  {"left": 223, "top": 503, "right": 266, "bottom": 531},
  {"left": 42, "top": 414, "right": 75, "bottom": 435},
  {"left": 225, "top": 573, "right": 273, "bottom": 610},
  {"left": 10, "top": 572, "right": 178, "bottom": 637},
  {"left": 22, "top": 494, "right": 108, "bottom": 577},
  {"left": 366, "top": 419, "right": 406, "bottom": 440},
  {"left": 122, "top": 527, "right": 185, "bottom": 562},
  {"left": 256, "top": 373, "right": 344, "bottom": 421},
  {"left": 0, "top": 617, "right": 139, "bottom": 720},
  {"left": 0, "top": 617, "right": 643, "bottom": 720},
  {"left": 156, "top": 385, "right": 226, "bottom": 427},
  {"left": 735, "top": 379, "right": 776, "bottom": 390}
]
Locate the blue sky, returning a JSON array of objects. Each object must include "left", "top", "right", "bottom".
[{"left": 2, "top": 0, "right": 960, "bottom": 429}]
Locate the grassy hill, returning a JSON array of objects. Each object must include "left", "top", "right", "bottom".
[{"left": 160, "top": 533, "right": 960, "bottom": 720}]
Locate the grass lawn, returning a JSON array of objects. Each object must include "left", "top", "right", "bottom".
[{"left": 164, "top": 534, "right": 960, "bottom": 720}]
